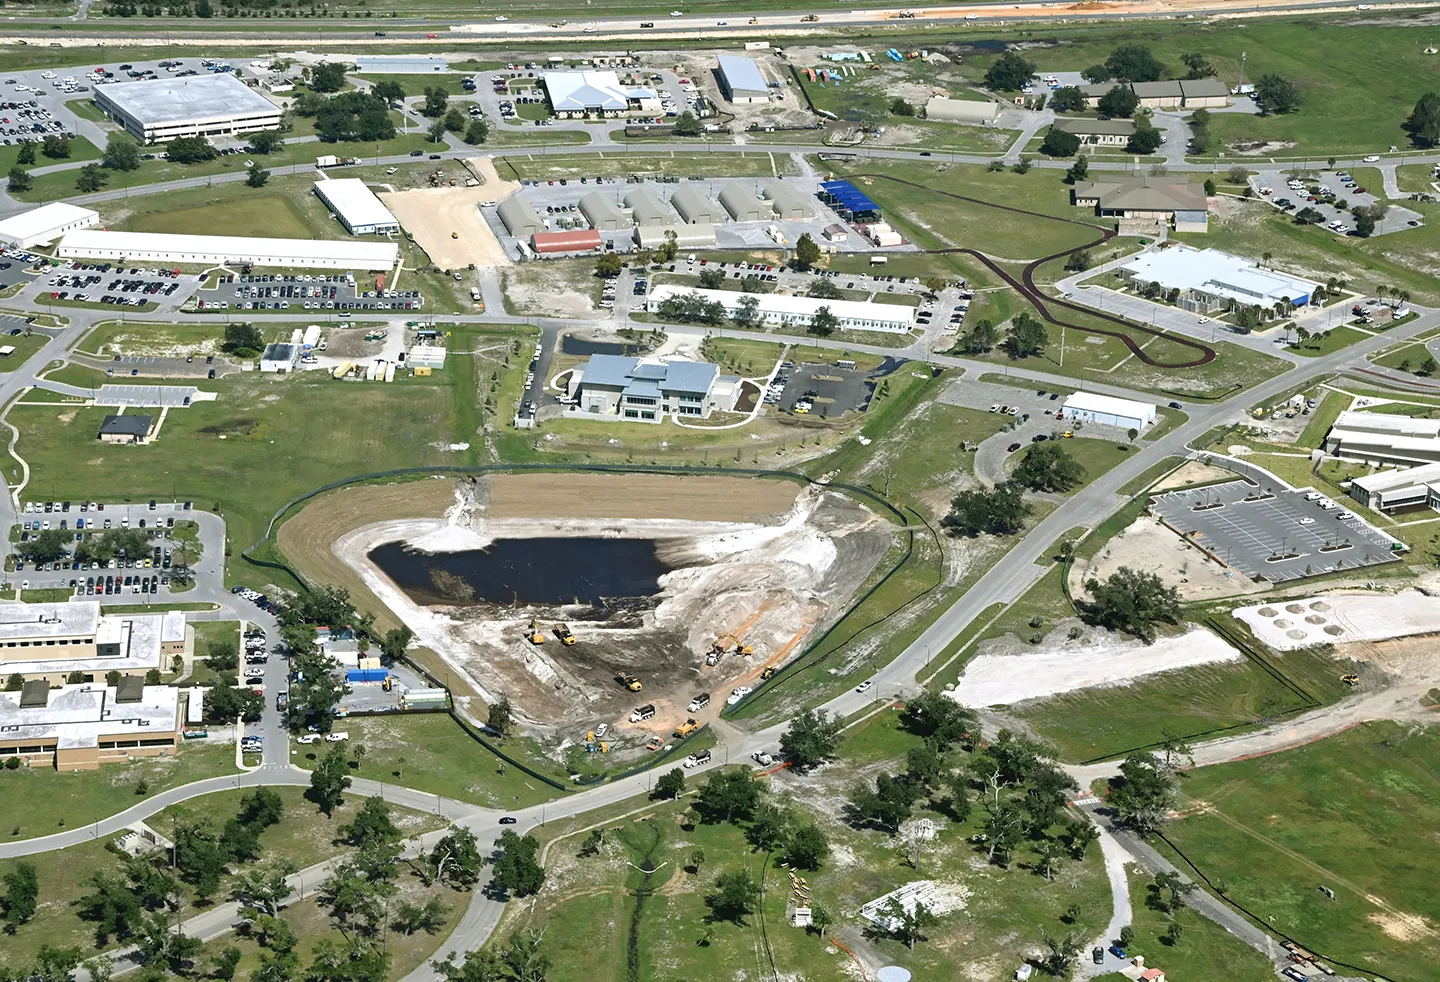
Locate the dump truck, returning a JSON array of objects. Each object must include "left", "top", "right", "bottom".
[
  {"left": 527, "top": 619, "right": 545, "bottom": 645},
  {"left": 687, "top": 693, "right": 710, "bottom": 712},
  {"left": 674, "top": 718, "right": 701, "bottom": 738},
  {"left": 629, "top": 703, "right": 656, "bottom": 722},
  {"left": 616, "top": 673, "right": 642, "bottom": 691},
  {"left": 556, "top": 623, "right": 577, "bottom": 646}
]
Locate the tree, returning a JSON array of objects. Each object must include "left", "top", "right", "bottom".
[
  {"left": 1105, "top": 44, "right": 1164, "bottom": 82},
  {"left": 501, "top": 930, "right": 550, "bottom": 982},
  {"left": 1127, "top": 119, "right": 1163, "bottom": 154},
  {"left": 594, "top": 251, "right": 624, "bottom": 279},
  {"left": 78, "top": 871, "right": 144, "bottom": 944},
  {"left": 1180, "top": 52, "right": 1215, "bottom": 79},
  {"left": 780, "top": 708, "right": 843, "bottom": 772},
  {"left": 784, "top": 822, "right": 830, "bottom": 871},
  {"left": 1083, "top": 566, "right": 1181, "bottom": 642},
  {"left": 491, "top": 830, "right": 545, "bottom": 898},
  {"left": 486, "top": 694, "right": 514, "bottom": 737},
  {"left": 338, "top": 797, "right": 400, "bottom": 851},
  {"left": 102, "top": 132, "right": 141, "bottom": 171},
  {"left": 1294, "top": 206, "right": 1326, "bottom": 226},
  {"left": 1040, "top": 127, "right": 1080, "bottom": 157},
  {"left": 792, "top": 232, "right": 820, "bottom": 270},
  {"left": 230, "top": 860, "right": 297, "bottom": 917},
  {"left": 1013, "top": 442, "right": 1086, "bottom": 492},
  {"left": 878, "top": 897, "right": 937, "bottom": 950},
  {"left": 425, "top": 826, "right": 484, "bottom": 889},
  {"left": 223, "top": 323, "right": 265, "bottom": 356},
  {"left": 733, "top": 293, "right": 761, "bottom": 327},
  {"left": 464, "top": 118, "right": 490, "bottom": 145},
  {"left": 1065, "top": 248, "right": 1092, "bottom": 272},
  {"left": 15, "top": 141, "right": 34, "bottom": 165},
  {"left": 944, "top": 483, "right": 1031, "bottom": 537},
  {"left": 698, "top": 267, "right": 726, "bottom": 289},
  {"left": 421, "top": 87, "right": 449, "bottom": 118},
  {"left": 426, "top": 119, "right": 447, "bottom": 143},
  {"left": 1002, "top": 312, "right": 1048, "bottom": 359},
  {"left": 809, "top": 903, "right": 834, "bottom": 936},
  {"left": 432, "top": 949, "right": 503, "bottom": 982},
  {"left": 165, "top": 136, "right": 217, "bottom": 164},
  {"left": 379, "top": 626, "right": 413, "bottom": 661},
  {"left": 309, "top": 62, "right": 348, "bottom": 93},
  {"left": 136, "top": 912, "right": 202, "bottom": 973},
  {"left": 1065, "top": 154, "right": 1089, "bottom": 184},
  {"left": 746, "top": 802, "right": 791, "bottom": 852},
  {"left": 1080, "top": 64, "right": 1112, "bottom": 83},
  {"left": 806, "top": 276, "right": 842, "bottom": 299},
  {"left": 371, "top": 80, "right": 405, "bottom": 104},
  {"left": 984, "top": 51, "right": 1036, "bottom": 92},
  {"left": 902, "top": 690, "right": 977, "bottom": 747},
  {"left": 3, "top": 860, "right": 39, "bottom": 930},
  {"left": 310, "top": 92, "right": 395, "bottom": 143},
  {"left": 808, "top": 305, "right": 839, "bottom": 338},
  {"left": 392, "top": 898, "right": 449, "bottom": 936},
  {"left": 210, "top": 947, "right": 244, "bottom": 982},
  {"left": 33, "top": 946, "right": 84, "bottom": 982},
  {"left": 8, "top": 167, "right": 32, "bottom": 197},
  {"left": 889, "top": 97, "right": 916, "bottom": 117},
  {"left": 1097, "top": 84, "right": 1140, "bottom": 119},
  {"left": 707, "top": 868, "right": 759, "bottom": 923},
  {"left": 17, "top": 529, "right": 73, "bottom": 565},
  {"left": 652, "top": 768, "right": 685, "bottom": 800},
  {"left": 961, "top": 318, "right": 999, "bottom": 354},
  {"left": 74, "top": 164, "right": 109, "bottom": 193},
  {"left": 1203, "top": 177, "right": 1217, "bottom": 195},
  {"left": 1041, "top": 927, "right": 1084, "bottom": 976},
  {"left": 249, "top": 130, "right": 284, "bottom": 154},
  {"left": 1108, "top": 752, "right": 1178, "bottom": 835},
  {"left": 247, "top": 166, "right": 271, "bottom": 189},
  {"left": 1149, "top": 870, "right": 1197, "bottom": 915},
  {"left": 1049, "top": 85, "right": 1085, "bottom": 112},
  {"left": 1354, "top": 210, "right": 1376, "bottom": 237},
  {"left": 689, "top": 847, "right": 705, "bottom": 875},
  {"left": 1405, "top": 91, "right": 1440, "bottom": 147},
  {"left": 443, "top": 107, "right": 467, "bottom": 133},
  {"left": 1165, "top": 920, "right": 1185, "bottom": 947},
  {"left": 41, "top": 134, "right": 71, "bottom": 159},
  {"left": 844, "top": 773, "right": 921, "bottom": 833},
  {"left": 672, "top": 110, "right": 703, "bottom": 136},
  {"left": 697, "top": 770, "right": 762, "bottom": 824},
  {"left": 309, "top": 747, "right": 353, "bottom": 816},
  {"left": 1254, "top": 74, "right": 1302, "bottom": 114}
]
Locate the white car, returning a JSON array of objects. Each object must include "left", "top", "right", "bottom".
[
  {"left": 297, "top": 734, "right": 321, "bottom": 744},
  {"left": 726, "top": 686, "right": 753, "bottom": 705},
  {"left": 595, "top": 723, "right": 608, "bottom": 738},
  {"left": 494, "top": 14, "right": 507, "bottom": 19},
  {"left": 1298, "top": 517, "right": 1316, "bottom": 526},
  {"left": 855, "top": 679, "right": 875, "bottom": 694},
  {"left": 1197, "top": 317, "right": 1210, "bottom": 324},
  {"left": 1363, "top": 155, "right": 1381, "bottom": 162},
  {"left": 325, "top": 731, "right": 350, "bottom": 742},
  {"left": 670, "top": 9, "right": 682, "bottom": 14}
]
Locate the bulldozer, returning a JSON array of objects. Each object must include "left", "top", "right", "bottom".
[
  {"left": 615, "top": 673, "right": 643, "bottom": 692},
  {"left": 556, "top": 623, "right": 577, "bottom": 646},
  {"left": 527, "top": 619, "right": 546, "bottom": 645},
  {"left": 1340, "top": 673, "right": 1360, "bottom": 686},
  {"left": 760, "top": 666, "right": 776, "bottom": 681}
]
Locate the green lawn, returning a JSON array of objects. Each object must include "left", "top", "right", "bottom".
[
  {"left": 0, "top": 838, "right": 122, "bottom": 967},
  {"left": 495, "top": 151, "right": 797, "bottom": 182},
  {"left": 292, "top": 713, "right": 564, "bottom": 809},
  {"left": 0, "top": 332, "right": 49, "bottom": 371},
  {"left": 124, "top": 194, "right": 317, "bottom": 238},
  {"left": 1159, "top": 722, "right": 1440, "bottom": 981},
  {"left": 1008, "top": 436, "right": 1138, "bottom": 492},
  {"left": 1120, "top": 869, "right": 1279, "bottom": 982},
  {"left": 0, "top": 135, "right": 102, "bottom": 176},
  {"left": 13, "top": 153, "right": 267, "bottom": 203},
  {"left": 0, "top": 742, "right": 236, "bottom": 841},
  {"left": 1297, "top": 389, "right": 1348, "bottom": 447},
  {"left": 1286, "top": 325, "right": 1371, "bottom": 358}
]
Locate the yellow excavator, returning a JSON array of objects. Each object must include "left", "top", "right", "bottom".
[
  {"left": 706, "top": 633, "right": 755, "bottom": 666},
  {"left": 556, "top": 623, "right": 577, "bottom": 646},
  {"left": 527, "top": 619, "right": 546, "bottom": 645},
  {"left": 1340, "top": 673, "right": 1360, "bottom": 686}
]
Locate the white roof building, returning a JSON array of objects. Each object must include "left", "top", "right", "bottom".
[
  {"left": 1349, "top": 461, "right": 1440, "bottom": 511},
  {"left": 1061, "top": 392, "right": 1157, "bottom": 430},
  {"left": 92, "top": 73, "right": 282, "bottom": 144},
  {"left": 1325, "top": 411, "right": 1440, "bottom": 468},
  {"left": 0, "top": 203, "right": 99, "bottom": 249},
  {"left": 924, "top": 96, "right": 1000, "bottom": 124},
  {"left": 57, "top": 230, "right": 397, "bottom": 271},
  {"left": 0, "top": 601, "right": 169, "bottom": 682},
  {"left": 313, "top": 179, "right": 400, "bottom": 236},
  {"left": 1120, "top": 246, "right": 1318, "bottom": 310},
  {"left": 543, "top": 70, "right": 656, "bottom": 115},
  {"left": 717, "top": 55, "right": 770, "bottom": 103},
  {"left": 647, "top": 285, "right": 915, "bottom": 334}
]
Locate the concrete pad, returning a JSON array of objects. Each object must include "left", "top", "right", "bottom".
[{"left": 1234, "top": 590, "right": 1440, "bottom": 650}]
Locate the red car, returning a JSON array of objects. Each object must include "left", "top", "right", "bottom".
[{"left": 1007, "top": 442, "right": 1022, "bottom": 453}]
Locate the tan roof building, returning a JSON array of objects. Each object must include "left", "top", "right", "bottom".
[
  {"left": 1053, "top": 117, "right": 1136, "bottom": 147},
  {"left": 1073, "top": 176, "right": 1209, "bottom": 233},
  {"left": 924, "top": 96, "right": 999, "bottom": 124},
  {"left": 0, "top": 678, "right": 180, "bottom": 771},
  {"left": 1130, "top": 80, "right": 1183, "bottom": 109},
  {"left": 1179, "top": 78, "right": 1230, "bottom": 108}
]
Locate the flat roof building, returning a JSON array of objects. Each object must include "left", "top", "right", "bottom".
[
  {"left": 98, "top": 414, "right": 155, "bottom": 444},
  {"left": 1348, "top": 460, "right": 1440, "bottom": 511},
  {"left": 670, "top": 187, "right": 724, "bottom": 225},
  {"left": 623, "top": 189, "right": 673, "bottom": 226},
  {"left": 717, "top": 54, "right": 770, "bottom": 104},
  {"left": 1073, "top": 176, "right": 1209, "bottom": 234},
  {"left": 924, "top": 96, "right": 999, "bottom": 124},
  {"left": 1061, "top": 392, "right": 1156, "bottom": 431},
  {"left": 260, "top": 342, "right": 300, "bottom": 373},
  {"left": 719, "top": 185, "right": 773, "bottom": 222},
  {"left": 543, "top": 70, "right": 658, "bottom": 117},
  {"left": 353, "top": 55, "right": 448, "bottom": 74},
  {"left": 567, "top": 354, "right": 739, "bottom": 422},
  {"left": 1119, "top": 246, "right": 1317, "bottom": 314},
  {"left": 762, "top": 182, "right": 814, "bottom": 220},
  {"left": 496, "top": 196, "right": 545, "bottom": 238},
  {"left": 0, "top": 681, "right": 180, "bottom": 771},
  {"left": 93, "top": 73, "right": 282, "bottom": 144},
  {"left": 0, "top": 601, "right": 173, "bottom": 685},
  {"left": 648, "top": 284, "right": 915, "bottom": 334},
  {"left": 1326, "top": 411, "right": 1440, "bottom": 469},
  {"left": 0, "top": 203, "right": 99, "bottom": 249},
  {"left": 57, "top": 230, "right": 397, "bottom": 270},
  {"left": 313, "top": 179, "right": 400, "bottom": 236}
]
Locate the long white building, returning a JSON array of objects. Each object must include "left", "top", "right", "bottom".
[
  {"left": 57, "top": 230, "right": 397, "bottom": 271},
  {"left": 647, "top": 285, "right": 915, "bottom": 334},
  {"left": 0, "top": 203, "right": 99, "bottom": 248},
  {"left": 92, "top": 73, "right": 282, "bottom": 144},
  {"left": 313, "top": 179, "right": 400, "bottom": 236},
  {"left": 1325, "top": 410, "right": 1440, "bottom": 468}
]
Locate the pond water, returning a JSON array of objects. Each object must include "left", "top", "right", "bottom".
[
  {"left": 561, "top": 336, "right": 642, "bottom": 357},
  {"left": 369, "top": 537, "right": 674, "bottom": 607}
]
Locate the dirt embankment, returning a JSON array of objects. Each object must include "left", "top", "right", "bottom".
[{"left": 485, "top": 473, "right": 800, "bottom": 522}]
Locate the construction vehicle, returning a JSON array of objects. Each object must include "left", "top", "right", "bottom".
[
  {"left": 556, "top": 623, "right": 577, "bottom": 646},
  {"left": 381, "top": 676, "right": 393, "bottom": 692},
  {"left": 674, "top": 717, "right": 701, "bottom": 738},
  {"left": 527, "top": 619, "right": 546, "bottom": 645},
  {"left": 616, "top": 673, "right": 643, "bottom": 692},
  {"left": 760, "top": 666, "right": 776, "bottom": 680},
  {"left": 645, "top": 735, "right": 663, "bottom": 751},
  {"left": 706, "top": 633, "right": 754, "bottom": 666},
  {"left": 748, "top": 15, "right": 758, "bottom": 22},
  {"left": 687, "top": 693, "right": 711, "bottom": 713},
  {"left": 1340, "top": 673, "right": 1360, "bottom": 686},
  {"left": 629, "top": 703, "right": 656, "bottom": 722},
  {"left": 800, "top": 13, "right": 818, "bottom": 21}
]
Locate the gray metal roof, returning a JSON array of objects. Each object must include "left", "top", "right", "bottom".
[
  {"left": 580, "top": 192, "right": 628, "bottom": 230},
  {"left": 719, "top": 185, "right": 773, "bottom": 220},
  {"left": 662, "top": 360, "right": 718, "bottom": 393},
  {"left": 623, "top": 378, "right": 662, "bottom": 398},
  {"left": 99, "top": 414, "right": 153, "bottom": 437},
  {"left": 94, "top": 73, "right": 278, "bottom": 126},
  {"left": 577, "top": 354, "right": 717, "bottom": 395},
  {"left": 1054, "top": 117, "right": 1137, "bottom": 136},
  {"left": 1179, "top": 78, "right": 1229, "bottom": 98},
  {"left": 670, "top": 187, "right": 724, "bottom": 224},
  {"left": 717, "top": 54, "right": 769, "bottom": 96},
  {"left": 580, "top": 353, "right": 638, "bottom": 388},
  {"left": 1130, "top": 80, "right": 1183, "bottom": 98}
]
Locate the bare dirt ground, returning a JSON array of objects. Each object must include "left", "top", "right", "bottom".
[
  {"left": 380, "top": 162, "right": 517, "bottom": 270},
  {"left": 1152, "top": 459, "right": 1237, "bottom": 493},
  {"left": 502, "top": 261, "right": 598, "bottom": 318},
  {"left": 1071, "top": 513, "right": 1271, "bottom": 603},
  {"left": 485, "top": 473, "right": 798, "bottom": 522},
  {"left": 331, "top": 479, "right": 894, "bottom": 756}
]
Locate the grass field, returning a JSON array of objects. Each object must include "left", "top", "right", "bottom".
[
  {"left": 494, "top": 151, "right": 798, "bottom": 182},
  {"left": 1159, "top": 722, "right": 1440, "bottom": 981},
  {"left": 124, "top": 194, "right": 316, "bottom": 238},
  {"left": 0, "top": 135, "right": 101, "bottom": 176},
  {"left": 1286, "top": 324, "right": 1372, "bottom": 358},
  {"left": 0, "top": 742, "right": 235, "bottom": 842},
  {"left": 1119, "top": 869, "right": 1279, "bottom": 982},
  {"left": 292, "top": 713, "right": 565, "bottom": 809},
  {"left": 0, "top": 332, "right": 48, "bottom": 371}
]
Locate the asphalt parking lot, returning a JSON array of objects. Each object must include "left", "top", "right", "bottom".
[
  {"left": 338, "top": 661, "right": 432, "bottom": 713},
  {"left": 92, "top": 383, "right": 200, "bottom": 407},
  {"left": 1251, "top": 168, "right": 1423, "bottom": 237},
  {"left": 206, "top": 273, "right": 424, "bottom": 314},
  {"left": 1150, "top": 480, "right": 1401, "bottom": 583},
  {"left": 779, "top": 361, "right": 882, "bottom": 417},
  {"left": 938, "top": 378, "right": 1071, "bottom": 420},
  {"left": 98, "top": 354, "right": 235, "bottom": 379}
]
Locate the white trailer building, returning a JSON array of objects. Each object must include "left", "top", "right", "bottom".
[
  {"left": 313, "top": 179, "right": 400, "bottom": 236},
  {"left": 57, "top": 230, "right": 397, "bottom": 271},
  {"left": 648, "top": 285, "right": 915, "bottom": 333},
  {"left": 0, "top": 203, "right": 99, "bottom": 249},
  {"left": 92, "top": 73, "right": 282, "bottom": 144},
  {"left": 1061, "top": 392, "right": 1156, "bottom": 431}
]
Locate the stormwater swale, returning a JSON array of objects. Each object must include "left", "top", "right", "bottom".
[
  {"left": 368, "top": 537, "right": 674, "bottom": 607},
  {"left": 561, "top": 335, "right": 642, "bottom": 357},
  {"left": 622, "top": 821, "right": 666, "bottom": 982}
]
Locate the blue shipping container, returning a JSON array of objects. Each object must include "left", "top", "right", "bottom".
[{"left": 347, "top": 668, "right": 388, "bottom": 683}]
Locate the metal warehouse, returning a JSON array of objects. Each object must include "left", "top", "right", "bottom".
[
  {"left": 633, "top": 224, "right": 716, "bottom": 249},
  {"left": 717, "top": 54, "right": 770, "bottom": 103},
  {"left": 0, "top": 202, "right": 99, "bottom": 248},
  {"left": 533, "top": 229, "right": 602, "bottom": 254},
  {"left": 580, "top": 192, "right": 628, "bottom": 231},
  {"left": 1061, "top": 392, "right": 1156, "bottom": 431},
  {"left": 719, "top": 185, "right": 773, "bottom": 222},
  {"left": 353, "top": 56, "right": 449, "bottom": 74},
  {"left": 313, "top": 179, "right": 400, "bottom": 236},
  {"left": 623, "top": 189, "right": 673, "bottom": 227},
  {"left": 762, "top": 182, "right": 814, "bottom": 220},
  {"left": 819, "top": 180, "right": 882, "bottom": 222},
  {"left": 92, "top": 73, "right": 282, "bottom": 144},
  {"left": 648, "top": 285, "right": 915, "bottom": 333},
  {"left": 924, "top": 96, "right": 999, "bottom": 124},
  {"left": 56, "top": 230, "right": 397, "bottom": 270},
  {"left": 670, "top": 187, "right": 724, "bottom": 225},
  {"left": 497, "top": 196, "right": 546, "bottom": 238}
]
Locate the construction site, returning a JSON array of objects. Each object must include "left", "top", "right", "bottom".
[{"left": 333, "top": 473, "right": 894, "bottom": 758}]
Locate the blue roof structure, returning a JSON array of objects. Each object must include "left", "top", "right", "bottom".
[
  {"left": 662, "top": 361, "right": 718, "bottom": 393},
  {"left": 580, "top": 353, "right": 639, "bottom": 388},
  {"left": 819, "top": 180, "right": 881, "bottom": 217}
]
